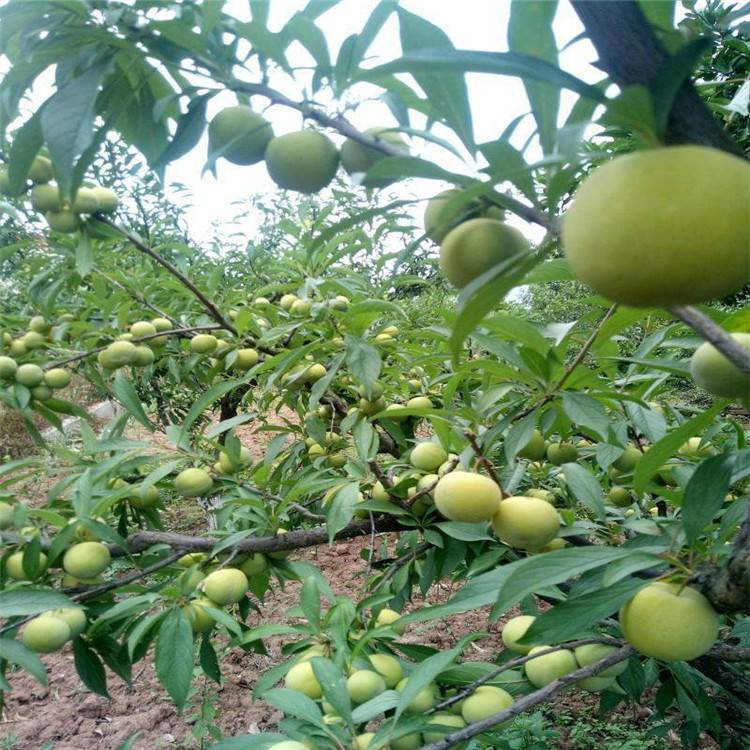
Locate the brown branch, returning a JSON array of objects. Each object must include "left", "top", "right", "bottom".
[
  {"left": 419, "top": 645, "right": 634, "bottom": 750},
  {"left": 99, "top": 216, "right": 237, "bottom": 335},
  {"left": 373, "top": 542, "right": 431, "bottom": 591},
  {"left": 430, "top": 637, "right": 624, "bottom": 713},
  {"left": 669, "top": 305, "right": 750, "bottom": 376},
  {"left": 465, "top": 432, "right": 507, "bottom": 497},
  {"left": 515, "top": 304, "right": 618, "bottom": 420}
]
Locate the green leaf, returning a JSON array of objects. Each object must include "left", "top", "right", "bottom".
[
  {"left": 394, "top": 645, "right": 460, "bottom": 720},
  {"left": 326, "top": 482, "right": 360, "bottom": 542},
  {"left": 73, "top": 638, "right": 109, "bottom": 697},
  {"left": 7, "top": 110, "right": 43, "bottom": 194},
  {"left": 561, "top": 392, "right": 610, "bottom": 439},
  {"left": 682, "top": 454, "right": 735, "bottom": 544},
  {"left": 299, "top": 577, "right": 321, "bottom": 629},
  {"left": 264, "top": 687, "right": 325, "bottom": 727},
  {"left": 638, "top": 0, "right": 675, "bottom": 30},
  {"left": 155, "top": 608, "right": 194, "bottom": 708},
  {"left": 179, "top": 380, "right": 240, "bottom": 442},
  {"left": 396, "top": 8, "right": 474, "bottom": 150},
  {"left": 76, "top": 230, "right": 94, "bottom": 277},
  {"left": 0, "top": 588, "right": 72, "bottom": 616},
  {"left": 157, "top": 93, "right": 210, "bottom": 170},
  {"left": 112, "top": 372, "right": 152, "bottom": 431},
  {"left": 522, "top": 576, "right": 647, "bottom": 645},
  {"left": 0, "top": 638, "right": 47, "bottom": 686},
  {"left": 561, "top": 462, "right": 606, "bottom": 523},
  {"left": 351, "top": 689, "right": 400, "bottom": 724},
  {"left": 311, "top": 656, "right": 352, "bottom": 723},
  {"left": 40, "top": 62, "right": 109, "bottom": 198},
  {"left": 633, "top": 401, "right": 725, "bottom": 494},
  {"left": 345, "top": 336, "right": 380, "bottom": 394},
  {"left": 434, "top": 522, "right": 493, "bottom": 542},
  {"left": 450, "top": 251, "right": 540, "bottom": 361},
  {"left": 200, "top": 634, "right": 221, "bottom": 684},
  {"left": 508, "top": 0, "right": 560, "bottom": 154}
]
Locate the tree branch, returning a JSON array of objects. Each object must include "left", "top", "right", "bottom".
[
  {"left": 465, "top": 432, "right": 507, "bottom": 497},
  {"left": 669, "top": 305, "right": 750, "bottom": 376},
  {"left": 94, "top": 269, "right": 180, "bottom": 326}
]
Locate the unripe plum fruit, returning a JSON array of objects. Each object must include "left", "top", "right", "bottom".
[
  {"left": 46, "top": 210, "right": 81, "bottom": 233},
  {"left": 174, "top": 467, "right": 213, "bottom": 497},
  {"left": 285, "top": 661, "right": 322, "bottom": 699},
  {"left": 460, "top": 685, "right": 513, "bottom": 723},
  {"left": 492, "top": 496, "right": 560, "bottom": 550},
  {"left": 0, "top": 356, "right": 17, "bottom": 379},
  {"left": 574, "top": 644, "right": 628, "bottom": 678},
  {"left": 375, "top": 607, "right": 406, "bottom": 634},
  {"left": 183, "top": 597, "right": 217, "bottom": 633},
  {"left": 368, "top": 653, "right": 403, "bottom": 688},
  {"left": 395, "top": 677, "right": 438, "bottom": 712},
  {"left": 608, "top": 486, "right": 632, "bottom": 508},
  {"left": 341, "top": 127, "right": 408, "bottom": 188},
  {"left": 546, "top": 442, "right": 578, "bottom": 466},
  {"left": 690, "top": 333, "right": 750, "bottom": 400},
  {"left": 434, "top": 471, "right": 502, "bottom": 522},
  {"left": 619, "top": 582, "right": 718, "bottom": 661},
  {"left": 562, "top": 146, "right": 750, "bottom": 307},
  {"left": 423, "top": 712, "right": 466, "bottom": 743},
  {"left": 265, "top": 130, "right": 339, "bottom": 194},
  {"left": 423, "top": 188, "right": 505, "bottom": 243},
  {"left": 130, "top": 320, "right": 157, "bottom": 338},
  {"left": 22, "top": 615, "right": 71, "bottom": 652},
  {"left": 44, "top": 368, "right": 71, "bottom": 389},
  {"left": 201, "top": 568, "right": 248, "bottom": 605},
  {"left": 63, "top": 541, "right": 111, "bottom": 579},
  {"left": 6, "top": 550, "right": 47, "bottom": 580},
  {"left": 268, "top": 742, "right": 309, "bottom": 750},
  {"left": 47, "top": 607, "right": 87, "bottom": 638},
  {"left": 524, "top": 646, "right": 578, "bottom": 688},
  {"left": 208, "top": 106, "right": 274, "bottom": 165},
  {"left": 439, "top": 218, "right": 529, "bottom": 288},
  {"left": 346, "top": 669, "right": 386, "bottom": 703},
  {"left": 30, "top": 183, "right": 61, "bottom": 213},
  {"left": 410, "top": 442, "right": 448, "bottom": 472},
  {"left": 15, "top": 363, "right": 44, "bottom": 387},
  {"left": 501, "top": 614, "right": 536, "bottom": 654},
  {"left": 518, "top": 429, "right": 546, "bottom": 461},
  {"left": 91, "top": 186, "right": 118, "bottom": 213},
  {"left": 190, "top": 334, "right": 218, "bottom": 354},
  {"left": 613, "top": 444, "right": 642, "bottom": 472},
  {"left": 234, "top": 348, "right": 259, "bottom": 370}
]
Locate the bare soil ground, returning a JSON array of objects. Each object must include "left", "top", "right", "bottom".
[{"left": 0, "top": 409, "right": 720, "bottom": 750}]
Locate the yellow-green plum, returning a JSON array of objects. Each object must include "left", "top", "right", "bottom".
[
  {"left": 501, "top": 615, "right": 536, "bottom": 654},
  {"left": 174, "top": 468, "right": 213, "bottom": 497},
  {"left": 129, "top": 484, "right": 159, "bottom": 509},
  {"left": 619, "top": 582, "right": 718, "bottom": 661},
  {"left": 130, "top": 320, "right": 157, "bottom": 338},
  {"left": 0, "top": 356, "right": 17, "bottom": 380},
  {"left": 44, "top": 368, "right": 71, "bottom": 389},
  {"left": 518, "top": 430, "right": 546, "bottom": 461},
  {"left": 690, "top": 333, "right": 750, "bottom": 399},
  {"left": 46, "top": 210, "right": 81, "bottom": 233},
  {"left": 613, "top": 444, "right": 642, "bottom": 472},
  {"left": 239, "top": 553, "right": 268, "bottom": 578},
  {"left": 30, "top": 184, "right": 61, "bottom": 213},
  {"left": 492, "top": 496, "right": 560, "bottom": 550},
  {"left": 406, "top": 395, "right": 432, "bottom": 410},
  {"left": 460, "top": 685, "right": 514, "bottom": 723},
  {"left": 285, "top": 661, "right": 322, "bottom": 699},
  {"left": 47, "top": 607, "right": 87, "bottom": 638},
  {"left": 218, "top": 446, "right": 252, "bottom": 473},
  {"left": 208, "top": 106, "right": 274, "bottom": 165},
  {"left": 201, "top": 568, "right": 248, "bottom": 605},
  {"left": 72, "top": 187, "right": 99, "bottom": 213},
  {"left": 29, "top": 156, "right": 54, "bottom": 183},
  {"left": 546, "top": 442, "right": 578, "bottom": 466},
  {"left": 395, "top": 677, "right": 438, "bottom": 713},
  {"left": 22, "top": 615, "right": 71, "bottom": 653},
  {"left": 526, "top": 488, "right": 555, "bottom": 504},
  {"left": 390, "top": 733, "right": 422, "bottom": 750},
  {"left": 265, "top": 130, "right": 339, "bottom": 193},
  {"left": 347, "top": 669, "right": 386, "bottom": 703},
  {"left": 6, "top": 550, "right": 47, "bottom": 580},
  {"left": 524, "top": 646, "right": 578, "bottom": 688},
  {"left": 562, "top": 146, "right": 750, "bottom": 307},
  {"left": 410, "top": 442, "right": 448, "bottom": 472},
  {"left": 15, "top": 363, "right": 44, "bottom": 387},
  {"left": 91, "top": 186, "right": 118, "bottom": 213},
  {"left": 424, "top": 712, "right": 466, "bottom": 744},
  {"left": 233, "top": 348, "right": 259, "bottom": 370},
  {"left": 423, "top": 188, "right": 505, "bottom": 243},
  {"left": 439, "top": 218, "right": 529, "bottom": 288},
  {"left": 678, "top": 437, "right": 711, "bottom": 458},
  {"left": 340, "top": 126, "right": 408, "bottom": 187},
  {"left": 608, "top": 486, "right": 632, "bottom": 508},
  {"left": 103, "top": 341, "right": 137, "bottom": 368},
  {"left": 63, "top": 542, "right": 111, "bottom": 579},
  {"left": 368, "top": 653, "right": 403, "bottom": 688},
  {"left": 434, "top": 471, "right": 502, "bottom": 522},
  {"left": 183, "top": 597, "right": 217, "bottom": 633},
  {"left": 574, "top": 644, "right": 628, "bottom": 679},
  {"left": 190, "top": 334, "right": 218, "bottom": 354},
  {"left": 375, "top": 607, "right": 406, "bottom": 634},
  {"left": 0, "top": 502, "right": 13, "bottom": 529},
  {"left": 268, "top": 742, "right": 309, "bottom": 750}
]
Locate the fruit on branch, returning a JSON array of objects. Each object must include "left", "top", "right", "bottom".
[
  {"left": 285, "top": 660, "right": 323, "bottom": 699},
  {"left": 174, "top": 467, "right": 214, "bottom": 497},
  {"left": 353, "top": 734, "right": 378, "bottom": 750},
  {"left": 30, "top": 184, "right": 61, "bottom": 213},
  {"left": 129, "top": 320, "right": 157, "bottom": 338},
  {"left": 619, "top": 582, "right": 718, "bottom": 661},
  {"left": 208, "top": 105, "right": 274, "bottom": 165},
  {"left": 132, "top": 345, "right": 154, "bottom": 366},
  {"left": 239, "top": 553, "right": 268, "bottom": 577},
  {"left": 546, "top": 442, "right": 578, "bottom": 466},
  {"left": 62, "top": 541, "right": 111, "bottom": 579},
  {"left": 607, "top": 486, "right": 632, "bottom": 508},
  {"left": 526, "top": 488, "right": 555, "bottom": 504},
  {"left": 218, "top": 447, "right": 252, "bottom": 473},
  {"left": 434, "top": 471, "right": 502, "bottom": 522},
  {"left": 395, "top": 677, "right": 439, "bottom": 712},
  {"left": 265, "top": 130, "right": 339, "bottom": 193},
  {"left": 178, "top": 567, "right": 205, "bottom": 593},
  {"left": 330, "top": 295, "right": 349, "bottom": 311},
  {"left": 72, "top": 187, "right": 99, "bottom": 213},
  {"left": 30, "top": 314, "right": 50, "bottom": 332},
  {"left": 406, "top": 395, "right": 432, "bottom": 410},
  {"left": 410, "top": 442, "right": 448, "bottom": 472},
  {"left": 424, "top": 188, "right": 505, "bottom": 243},
  {"left": 678, "top": 437, "right": 711, "bottom": 458},
  {"left": 45, "top": 209, "right": 81, "bottom": 233},
  {"left": 304, "top": 363, "right": 327, "bottom": 382},
  {"left": 129, "top": 484, "right": 159, "bottom": 509},
  {"left": 99, "top": 341, "right": 138, "bottom": 369},
  {"left": 390, "top": 734, "right": 422, "bottom": 750},
  {"left": 518, "top": 429, "right": 546, "bottom": 461},
  {"left": 492, "top": 496, "right": 560, "bottom": 550},
  {"left": 44, "top": 368, "right": 71, "bottom": 389},
  {"left": 201, "top": 568, "right": 248, "bottom": 605},
  {"left": 524, "top": 646, "right": 578, "bottom": 688},
  {"left": 6, "top": 550, "right": 47, "bottom": 580},
  {"left": 291, "top": 299, "right": 311, "bottom": 316},
  {"left": 22, "top": 615, "right": 71, "bottom": 652},
  {"left": 190, "top": 334, "right": 218, "bottom": 354},
  {"left": 460, "top": 685, "right": 514, "bottom": 723},
  {"left": 340, "top": 126, "right": 408, "bottom": 188},
  {"left": 439, "top": 218, "right": 529, "bottom": 288},
  {"left": 368, "top": 653, "right": 403, "bottom": 688},
  {"left": 0, "top": 502, "right": 13, "bottom": 528},
  {"left": 562, "top": 146, "right": 750, "bottom": 307},
  {"left": 280, "top": 294, "right": 298, "bottom": 311},
  {"left": 233, "top": 348, "right": 259, "bottom": 370},
  {"left": 91, "top": 186, "right": 118, "bottom": 213},
  {"left": 21, "top": 330, "right": 46, "bottom": 350},
  {"left": 29, "top": 156, "right": 53, "bottom": 183},
  {"left": 573, "top": 644, "right": 627, "bottom": 679},
  {"left": 47, "top": 607, "right": 87, "bottom": 638},
  {"left": 424, "top": 712, "right": 467, "bottom": 743},
  {"left": 501, "top": 614, "right": 536, "bottom": 654},
  {"left": 690, "top": 332, "right": 750, "bottom": 399},
  {"left": 613, "top": 444, "right": 642, "bottom": 472},
  {"left": 347, "top": 669, "right": 387, "bottom": 703},
  {"left": 375, "top": 607, "right": 406, "bottom": 634},
  {"left": 31, "top": 385, "right": 52, "bottom": 401},
  {"left": 183, "top": 597, "right": 217, "bottom": 633},
  {"left": 15, "top": 363, "right": 44, "bottom": 387}
]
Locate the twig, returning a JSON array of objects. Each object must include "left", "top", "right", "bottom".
[
  {"left": 669, "top": 305, "right": 750, "bottom": 375},
  {"left": 99, "top": 216, "right": 237, "bottom": 335},
  {"left": 515, "top": 304, "right": 618, "bottom": 420},
  {"left": 430, "top": 637, "right": 623, "bottom": 712},
  {"left": 288, "top": 502, "right": 326, "bottom": 521},
  {"left": 368, "top": 461, "right": 411, "bottom": 512},
  {"left": 94, "top": 270, "right": 180, "bottom": 326},
  {"left": 419, "top": 645, "right": 634, "bottom": 750},
  {"left": 465, "top": 433, "right": 507, "bottom": 497},
  {"left": 373, "top": 542, "right": 431, "bottom": 591},
  {"left": 403, "top": 458, "right": 461, "bottom": 507}
]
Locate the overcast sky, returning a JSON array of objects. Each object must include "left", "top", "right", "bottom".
[{"left": 162, "top": 0, "right": 603, "bottom": 246}]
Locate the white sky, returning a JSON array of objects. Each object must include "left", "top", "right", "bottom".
[{"left": 162, "top": 0, "right": 603, "bottom": 246}]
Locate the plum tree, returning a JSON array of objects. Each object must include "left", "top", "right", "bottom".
[{"left": 563, "top": 146, "right": 750, "bottom": 307}]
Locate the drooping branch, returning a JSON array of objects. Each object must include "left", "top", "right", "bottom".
[
  {"left": 669, "top": 305, "right": 750, "bottom": 376},
  {"left": 99, "top": 216, "right": 237, "bottom": 335},
  {"left": 570, "top": 0, "right": 744, "bottom": 156},
  {"left": 419, "top": 645, "right": 635, "bottom": 750}
]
